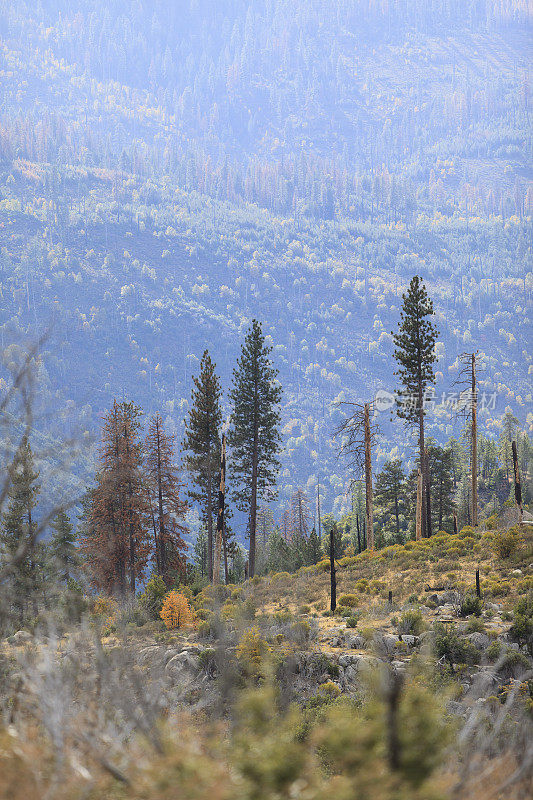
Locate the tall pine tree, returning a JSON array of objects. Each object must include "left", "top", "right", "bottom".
[
  {"left": 374, "top": 459, "right": 408, "bottom": 542},
  {"left": 1, "top": 437, "right": 40, "bottom": 624},
  {"left": 184, "top": 350, "right": 222, "bottom": 582},
  {"left": 229, "top": 320, "right": 282, "bottom": 578},
  {"left": 392, "top": 277, "right": 439, "bottom": 537},
  {"left": 50, "top": 511, "right": 77, "bottom": 583},
  {"left": 81, "top": 401, "right": 149, "bottom": 595},
  {"left": 427, "top": 444, "right": 454, "bottom": 532},
  {"left": 145, "top": 414, "right": 188, "bottom": 586}
]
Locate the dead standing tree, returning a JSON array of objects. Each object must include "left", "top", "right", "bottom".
[
  {"left": 512, "top": 440, "right": 523, "bottom": 524},
  {"left": 334, "top": 400, "right": 379, "bottom": 551},
  {"left": 454, "top": 351, "right": 481, "bottom": 527}
]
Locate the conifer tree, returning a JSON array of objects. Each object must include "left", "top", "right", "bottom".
[
  {"left": 374, "top": 459, "right": 408, "bottom": 541},
  {"left": 229, "top": 320, "right": 282, "bottom": 578},
  {"left": 307, "top": 526, "right": 322, "bottom": 565},
  {"left": 82, "top": 401, "right": 149, "bottom": 595},
  {"left": 267, "top": 526, "right": 290, "bottom": 573},
  {"left": 1, "top": 437, "right": 40, "bottom": 623},
  {"left": 256, "top": 506, "right": 275, "bottom": 574},
  {"left": 50, "top": 511, "right": 77, "bottom": 583},
  {"left": 290, "top": 488, "right": 311, "bottom": 539},
  {"left": 145, "top": 413, "right": 188, "bottom": 586},
  {"left": 392, "top": 276, "right": 439, "bottom": 537},
  {"left": 427, "top": 444, "right": 454, "bottom": 532},
  {"left": 193, "top": 525, "right": 208, "bottom": 578},
  {"left": 184, "top": 350, "right": 222, "bottom": 582}
]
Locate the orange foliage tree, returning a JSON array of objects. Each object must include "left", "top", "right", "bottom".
[{"left": 159, "top": 591, "right": 193, "bottom": 629}]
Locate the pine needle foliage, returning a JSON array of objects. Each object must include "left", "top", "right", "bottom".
[
  {"left": 184, "top": 350, "right": 222, "bottom": 582},
  {"left": 393, "top": 276, "right": 439, "bottom": 537},
  {"left": 145, "top": 414, "right": 188, "bottom": 586},
  {"left": 229, "top": 320, "right": 282, "bottom": 577}
]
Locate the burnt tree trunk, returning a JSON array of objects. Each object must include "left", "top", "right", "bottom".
[
  {"left": 213, "top": 434, "right": 226, "bottom": 584},
  {"left": 330, "top": 526, "right": 336, "bottom": 612},
  {"left": 471, "top": 353, "right": 478, "bottom": 527},
  {"left": 512, "top": 440, "right": 523, "bottom": 523},
  {"left": 364, "top": 403, "right": 374, "bottom": 550}
]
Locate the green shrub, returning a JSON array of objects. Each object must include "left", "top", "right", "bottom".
[
  {"left": 318, "top": 680, "right": 341, "bottom": 698},
  {"left": 346, "top": 616, "right": 358, "bottom": 629},
  {"left": 198, "top": 648, "right": 216, "bottom": 672},
  {"left": 497, "top": 649, "right": 531, "bottom": 679},
  {"left": 290, "top": 620, "right": 312, "bottom": 645},
  {"left": 465, "top": 618, "right": 485, "bottom": 633},
  {"left": 434, "top": 624, "right": 479, "bottom": 668},
  {"left": 459, "top": 595, "right": 483, "bottom": 617},
  {"left": 492, "top": 529, "right": 519, "bottom": 559},
  {"left": 509, "top": 594, "right": 533, "bottom": 656},
  {"left": 140, "top": 576, "right": 168, "bottom": 620},
  {"left": 398, "top": 610, "right": 424, "bottom": 636},
  {"left": 486, "top": 640, "right": 502, "bottom": 661}
]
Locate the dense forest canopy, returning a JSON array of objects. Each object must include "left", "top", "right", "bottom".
[{"left": 0, "top": 0, "right": 531, "bottom": 529}]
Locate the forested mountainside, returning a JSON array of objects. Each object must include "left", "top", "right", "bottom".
[{"left": 0, "top": 0, "right": 531, "bottom": 519}]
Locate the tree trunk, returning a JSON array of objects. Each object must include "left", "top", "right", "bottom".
[
  {"left": 415, "top": 469, "right": 422, "bottom": 541},
  {"left": 206, "top": 434, "right": 213, "bottom": 583},
  {"left": 356, "top": 514, "right": 361, "bottom": 553},
  {"left": 249, "top": 381, "right": 259, "bottom": 578},
  {"left": 329, "top": 526, "right": 336, "bottom": 612},
  {"left": 471, "top": 353, "right": 478, "bottom": 527},
  {"left": 364, "top": 403, "right": 374, "bottom": 550},
  {"left": 512, "top": 440, "right": 523, "bottom": 523},
  {"left": 387, "top": 669, "right": 403, "bottom": 771},
  {"left": 155, "top": 419, "right": 167, "bottom": 583},
  {"left": 148, "top": 492, "right": 160, "bottom": 574},
  {"left": 424, "top": 447, "right": 432, "bottom": 538},
  {"left": 222, "top": 516, "right": 229, "bottom": 584},
  {"left": 213, "top": 434, "right": 226, "bottom": 584},
  {"left": 317, "top": 475, "right": 322, "bottom": 541}
]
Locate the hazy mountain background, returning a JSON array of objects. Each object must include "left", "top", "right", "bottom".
[{"left": 0, "top": 0, "right": 531, "bottom": 531}]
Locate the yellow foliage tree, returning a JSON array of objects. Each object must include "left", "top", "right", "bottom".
[{"left": 160, "top": 591, "right": 193, "bottom": 629}]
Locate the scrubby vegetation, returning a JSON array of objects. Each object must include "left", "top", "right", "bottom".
[{"left": 0, "top": 2, "right": 532, "bottom": 798}]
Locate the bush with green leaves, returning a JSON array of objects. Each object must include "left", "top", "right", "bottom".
[
  {"left": 139, "top": 576, "right": 168, "bottom": 619},
  {"left": 459, "top": 595, "right": 483, "bottom": 618},
  {"left": 338, "top": 593, "right": 358, "bottom": 607},
  {"left": 434, "top": 624, "right": 479, "bottom": 669},
  {"left": 397, "top": 610, "right": 424, "bottom": 636},
  {"left": 497, "top": 649, "right": 531, "bottom": 680},
  {"left": 509, "top": 594, "right": 533, "bottom": 656},
  {"left": 492, "top": 528, "right": 520, "bottom": 559}
]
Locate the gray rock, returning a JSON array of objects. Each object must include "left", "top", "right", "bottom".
[
  {"left": 137, "top": 646, "right": 164, "bottom": 666},
  {"left": 399, "top": 634, "right": 419, "bottom": 647},
  {"left": 343, "top": 665, "right": 359, "bottom": 685},
  {"left": 10, "top": 630, "right": 32, "bottom": 645},
  {"left": 165, "top": 650, "right": 198, "bottom": 680},
  {"left": 338, "top": 653, "right": 361, "bottom": 668},
  {"left": 345, "top": 634, "right": 366, "bottom": 649},
  {"left": 465, "top": 632, "right": 490, "bottom": 650},
  {"left": 470, "top": 668, "right": 499, "bottom": 692}
]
